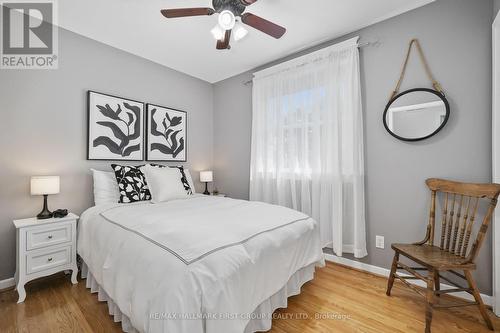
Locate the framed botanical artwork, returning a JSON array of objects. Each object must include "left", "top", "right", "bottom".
[
  {"left": 87, "top": 91, "right": 144, "bottom": 161},
  {"left": 146, "top": 103, "right": 187, "bottom": 162}
]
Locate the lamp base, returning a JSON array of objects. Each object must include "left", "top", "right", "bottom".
[
  {"left": 37, "top": 194, "right": 53, "bottom": 219},
  {"left": 37, "top": 210, "right": 53, "bottom": 220},
  {"left": 203, "top": 182, "right": 210, "bottom": 195}
]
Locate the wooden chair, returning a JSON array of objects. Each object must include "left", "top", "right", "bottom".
[{"left": 386, "top": 178, "right": 500, "bottom": 333}]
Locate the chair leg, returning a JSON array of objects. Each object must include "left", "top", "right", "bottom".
[
  {"left": 386, "top": 252, "right": 399, "bottom": 296},
  {"left": 425, "top": 273, "right": 434, "bottom": 333},
  {"left": 464, "top": 270, "right": 494, "bottom": 330},
  {"left": 433, "top": 270, "right": 440, "bottom": 297}
]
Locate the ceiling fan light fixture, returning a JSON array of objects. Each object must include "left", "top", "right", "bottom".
[
  {"left": 211, "top": 24, "right": 225, "bottom": 40},
  {"left": 218, "top": 10, "right": 235, "bottom": 30},
  {"left": 233, "top": 23, "right": 248, "bottom": 41}
]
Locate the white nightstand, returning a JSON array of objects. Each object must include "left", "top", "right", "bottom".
[{"left": 13, "top": 213, "right": 79, "bottom": 303}]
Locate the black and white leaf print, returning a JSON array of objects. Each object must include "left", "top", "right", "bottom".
[
  {"left": 93, "top": 102, "right": 141, "bottom": 157},
  {"left": 88, "top": 92, "right": 146, "bottom": 161},
  {"left": 150, "top": 108, "right": 185, "bottom": 158}
]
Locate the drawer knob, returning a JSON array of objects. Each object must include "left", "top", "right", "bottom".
[
  {"left": 47, "top": 257, "right": 53, "bottom": 262},
  {"left": 47, "top": 235, "right": 53, "bottom": 239}
]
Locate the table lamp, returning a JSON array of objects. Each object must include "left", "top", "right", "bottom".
[
  {"left": 200, "top": 171, "right": 213, "bottom": 195},
  {"left": 31, "top": 176, "right": 60, "bottom": 219}
]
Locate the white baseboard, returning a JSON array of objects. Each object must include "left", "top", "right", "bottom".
[
  {"left": 0, "top": 277, "right": 15, "bottom": 291},
  {"left": 324, "top": 254, "right": 493, "bottom": 306}
]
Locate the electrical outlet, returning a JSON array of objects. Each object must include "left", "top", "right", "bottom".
[{"left": 376, "top": 235, "right": 385, "bottom": 249}]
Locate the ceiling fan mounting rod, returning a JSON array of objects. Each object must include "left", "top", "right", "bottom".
[{"left": 212, "top": 0, "right": 246, "bottom": 16}]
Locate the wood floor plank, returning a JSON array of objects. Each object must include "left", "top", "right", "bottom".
[{"left": 0, "top": 263, "right": 498, "bottom": 332}]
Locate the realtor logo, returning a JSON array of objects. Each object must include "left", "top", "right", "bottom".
[{"left": 1, "top": 0, "right": 58, "bottom": 69}]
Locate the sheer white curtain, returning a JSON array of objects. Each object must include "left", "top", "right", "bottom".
[{"left": 249, "top": 37, "right": 367, "bottom": 258}]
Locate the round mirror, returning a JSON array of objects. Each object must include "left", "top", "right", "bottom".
[{"left": 383, "top": 88, "right": 450, "bottom": 142}]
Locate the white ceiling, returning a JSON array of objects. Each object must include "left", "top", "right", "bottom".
[{"left": 59, "top": 0, "right": 434, "bottom": 83}]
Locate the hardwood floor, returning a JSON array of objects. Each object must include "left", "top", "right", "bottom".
[{"left": 0, "top": 262, "right": 498, "bottom": 332}]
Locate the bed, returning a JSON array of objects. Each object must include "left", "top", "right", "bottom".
[{"left": 77, "top": 194, "right": 324, "bottom": 333}]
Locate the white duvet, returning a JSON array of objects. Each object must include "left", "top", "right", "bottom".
[{"left": 77, "top": 195, "right": 324, "bottom": 333}]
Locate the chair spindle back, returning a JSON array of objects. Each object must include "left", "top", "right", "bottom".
[{"left": 425, "top": 178, "right": 500, "bottom": 263}]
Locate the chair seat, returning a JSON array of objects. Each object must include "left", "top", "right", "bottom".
[{"left": 392, "top": 243, "right": 476, "bottom": 270}]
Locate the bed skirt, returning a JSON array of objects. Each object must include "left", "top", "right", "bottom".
[{"left": 81, "top": 261, "right": 317, "bottom": 333}]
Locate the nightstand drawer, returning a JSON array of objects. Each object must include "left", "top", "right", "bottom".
[
  {"left": 26, "top": 224, "right": 72, "bottom": 251},
  {"left": 26, "top": 246, "right": 71, "bottom": 275}
]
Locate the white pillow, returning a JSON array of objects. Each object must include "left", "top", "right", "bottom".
[
  {"left": 91, "top": 169, "right": 120, "bottom": 205},
  {"left": 184, "top": 169, "right": 196, "bottom": 194},
  {"left": 142, "top": 165, "right": 188, "bottom": 203}
]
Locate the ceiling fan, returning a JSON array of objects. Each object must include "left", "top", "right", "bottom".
[{"left": 161, "top": 0, "right": 286, "bottom": 50}]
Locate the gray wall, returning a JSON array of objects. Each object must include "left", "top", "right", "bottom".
[
  {"left": 213, "top": 72, "right": 253, "bottom": 198},
  {"left": 495, "top": 0, "right": 500, "bottom": 16},
  {"left": 0, "top": 28, "right": 214, "bottom": 281},
  {"left": 213, "top": 0, "right": 495, "bottom": 293}
]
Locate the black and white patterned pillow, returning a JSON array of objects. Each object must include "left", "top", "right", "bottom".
[
  {"left": 111, "top": 164, "right": 193, "bottom": 203},
  {"left": 151, "top": 164, "right": 193, "bottom": 195},
  {"left": 111, "top": 164, "right": 151, "bottom": 203}
]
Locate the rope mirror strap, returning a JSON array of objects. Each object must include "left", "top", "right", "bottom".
[{"left": 389, "top": 38, "right": 444, "bottom": 101}]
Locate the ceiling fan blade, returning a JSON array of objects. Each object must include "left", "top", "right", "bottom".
[
  {"left": 241, "top": 13, "right": 286, "bottom": 39},
  {"left": 240, "top": 0, "right": 258, "bottom": 5},
  {"left": 161, "top": 8, "right": 215, "bottom": 18},
  {"left": 216, "top": 30, "right": 232, "bottom": 50}
]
